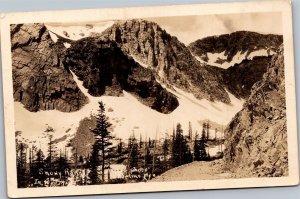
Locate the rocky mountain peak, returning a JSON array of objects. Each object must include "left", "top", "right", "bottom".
[
  {"left": 188, "top": 31, "right": 283, "bottom": 63},
  {"left": 11, "top": 23, "right": 88, "bottom": 112},
  {"left": 64, "top": 37, "right": 179, "bottom": 113},
  {"left": 96, "top": 19, "right": 232, "bottom": 104}
]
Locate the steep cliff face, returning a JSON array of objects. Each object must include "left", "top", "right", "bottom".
[
  {"left": 223, "top": 46, "right": 287, "bottom": 177},
  {"left": 11, "top": 23, "right": 88, "bottom": 112},
  {"left": 222, "top": 56, "right": 273, "bottom": 99},
  {"left": 189, "top": 31, "right": 283, "bottom": 63},
  {"left": 64, "top": 38, "right": 179, "bottom": 113},
  {"left": 96, "top": 19, "right": 231, "bottom": 104}
]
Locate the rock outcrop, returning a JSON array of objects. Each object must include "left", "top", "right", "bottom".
[
  {"left": 223, "top": 46, "right": 288, "bottom": 177},
  {"left": 221, "top": 56, "right": 273, "bottom": 99},
  {"left": 11, "top": 23, "right": 88, "bottom": 112},
  {"left": 188, "top": 31, "right": 283, "bottom": 62},
  {"left": 95, "top": 19, "right": 231, "bottom": 104},
  {"left": 64, "top": 38, "right": 179, "bottom": 113}
]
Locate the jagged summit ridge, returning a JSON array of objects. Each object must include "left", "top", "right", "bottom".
[
  {"left": 64, "top": 38, "right": 179, "bottom": 114},
  {"left": 95, "top": 19, "right": 232, "bottom": 104}
]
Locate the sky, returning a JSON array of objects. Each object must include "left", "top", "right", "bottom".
[
  {"left": 147, "top": 12, "right": 282, "bottom": 45},
  {"left": 47, "top": 12, "right": 282, "bottom": 45}
]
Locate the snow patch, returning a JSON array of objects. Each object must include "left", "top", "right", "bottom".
[
  {"left": 15, "top": 71, "right": 244, "bottom": 156},
  {"left": 48, "top": 31, "right": 58, "bottom": 43},
  {"left": 64, "top": 42, "right": 71, "bottom": 48},
  {"left": 248, "top": 49, "right": 275, "bottom": 60},
  {"left": 131, "top": 55, "right": 149, "bottom": 68},
  {"left": 196, "top": 49, "right": 275, "bottom": 69},
  {"left": 45, "top": 21, "right": 114, "bottom": 41}
]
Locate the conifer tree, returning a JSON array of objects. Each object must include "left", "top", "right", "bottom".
[
  {"left": 172, "top": 123, "right": 192, "bottom": 167},
  {"left": 32, "top": 149, "right": 46, "bottom": 187},
  {"left": 162, "top": 138, "right": 169, "bottom": 171},
  {"left": 88, "top": 144, "right": 100, "bottom": 184},
  {"left": 55, "top": 151, "right": 69, "bottom": 184},
  {"left": 128, "top": 134, "right": 139, "bottom": 169},
  {"left": 90, "top": 101, "right": 113, "bottom": 183},
  {"left": 193, "top": 133, "right": 201, "bottom": 161},
  {"left": 16, "top": 142, "right": 28, "bottom": 188},
  {"left": 188, "top": 122, "right": 193, "bottom": 140},
  {"left": 206, "top": 121, "right": 210, "bottom": 140},
  {"left": 146, "top": 144, "right": 152, "bottom": 165},
  {"left": 199, "top": 128, "right": 208, "bottom": 161},
  {"left": 117, "top": 139, "right": 123, "bottom": 157},
  {"left": 202, "top": 123, "right": 207, "bottom": 141}
]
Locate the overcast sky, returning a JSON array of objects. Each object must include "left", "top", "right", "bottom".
[{"left": 147, "top": 12, "right": 282, "bottom": 45}]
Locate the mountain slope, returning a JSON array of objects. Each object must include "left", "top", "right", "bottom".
[
  {"left": 95, "top": 19, "right": 231, "bottom": 104},
  {"left": 223, "top": 46, "right": 288, "bottom": 177},
  {"left": 188, "top": 31, "right": 283, "bottom": 64},
  {"left": 11, "top": 23, "right": 88, "bottom": 112},
  {"left": 64, "top": 38, "right": 179, "bottom": 113},
  {"left": 221, "top": 56, "right": 273, "bottom": 99}
]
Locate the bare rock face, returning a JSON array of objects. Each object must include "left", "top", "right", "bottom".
[
  {"left": 96, "top": 19, "right": 231, "bottom": 104},
  {"left": 223, "top": 46, "right": 288, "bottom": 177},
  {"left": 64, "top": 38, "right": 179, "bottom": 114},
  {"left": 189, "top": 31, "right": 283, "bottom": 62},
  {"left": 221, "top": 56, "right": 273, "bottom": 99},
  {"left": 11, "top": 23, "right": 88, "bottom": 112}
]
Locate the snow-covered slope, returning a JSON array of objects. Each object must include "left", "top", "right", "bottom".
[
  {"left": 15, "top": 69, "right": 243, "bottom": 155},
  {"left": 195, "top": 49, "right": 275, "bottom": 69}
]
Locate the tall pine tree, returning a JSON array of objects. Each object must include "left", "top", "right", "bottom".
[
  {"left": 89, "top": 101, "right": 113, "bottom": 184},
  {"left": 16, "top": 142, "right": 28, "bottom": 188},
  {"left": 172, "top": 123, "right": 192, "bottom": 167},
  {"left": 193, "top": 133, "right": 201, "bottom": 161},
  {"left": 128, "top": 134, "right": 139, "bottom": 170}
]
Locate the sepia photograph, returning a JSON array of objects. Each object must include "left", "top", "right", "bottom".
[{"left": 0, "top": 0, "right": 299, "bottom": 198}]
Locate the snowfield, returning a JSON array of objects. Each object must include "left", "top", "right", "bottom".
[
  {"left": 15, "top": 69, "right": 243, "bottom": 156},
  {"left": 196, "top": 49, "right": 275, "bottom": 69},
  {"left": 15, "top": 23, "right": 245, "bottom": 156}
]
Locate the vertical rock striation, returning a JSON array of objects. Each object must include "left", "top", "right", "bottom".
[{"left": 224, "top": 46, "right": 288, "bottom": 177}]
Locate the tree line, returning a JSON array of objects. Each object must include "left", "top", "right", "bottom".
[{"left": 16, "top": 101, "right": 218, "bottom": 188}]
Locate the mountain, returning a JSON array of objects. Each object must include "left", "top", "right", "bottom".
[
  {"left": 188, "top": 31, "right": 283, "bottom": 64},
  {"left": 223, "top": 46, "right": 288, "bottom": 177},
  {"left": 11, "top": 23, "right": 88, "bottom": 112},
  {"left": 221, "top": 56, "right": 273, "bottom": 99},
  {"left": 64, "top": 38, "right": 179, "bottom": 113},
  {"left": 94, "top": 19, "right": 231, "bottom": 104}
]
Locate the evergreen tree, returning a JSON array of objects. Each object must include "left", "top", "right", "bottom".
[
  {"left": 206, "top": 121, "right": 210, "bottom": 140},
  {"left": 199, "top": 134, "right": 208, "bottom": 161},
  {"left": 31, "top": 149, "right": 46, "bottom": 187},
  {"left": 88, "top": 144, "right": 100, "bottom": 184},
  {"left": 202, "top": 123, "right": 207, "bottom": 141},
  {"left": 162, "top": 138, "right": 169, "bottom": 171},
  {"left": 144, "top": 143, "right": 152, "bottom": 167},
  {"left": 193, "top": 133, "right": 201, "bottom": 161},
  {"left": 128, "top": 134, "right": 139, "bottom": 169},
  {"left": 45, "top": 127, "right": 58, "bottom": 172},
  {"left": 188, "top": 122, "right": 193, "bottom": 140},
  {"left": 16, "top": 142, "right": 28, "bottom": 188},
  {"left": 139, "top": 134, "right": 143, "bottom": 149},
  {"left": 117, "top": 139, "right": 123, "bottom": 157},
  {"left": 90, "top": 101, "right": 114, "bottom": 184},
  {"left": 172, "top": 123, "right": 192, "bottom": 167},
  {"left": 54, "top": 151, "right": 69, "bottom": 185}
]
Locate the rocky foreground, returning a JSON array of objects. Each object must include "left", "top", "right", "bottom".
[
  {"left": 223, "top": 45, "right": 288, "bottom": 178},
  {"left": 151, "top": 160, "right": 232, "bottom": 182}
]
